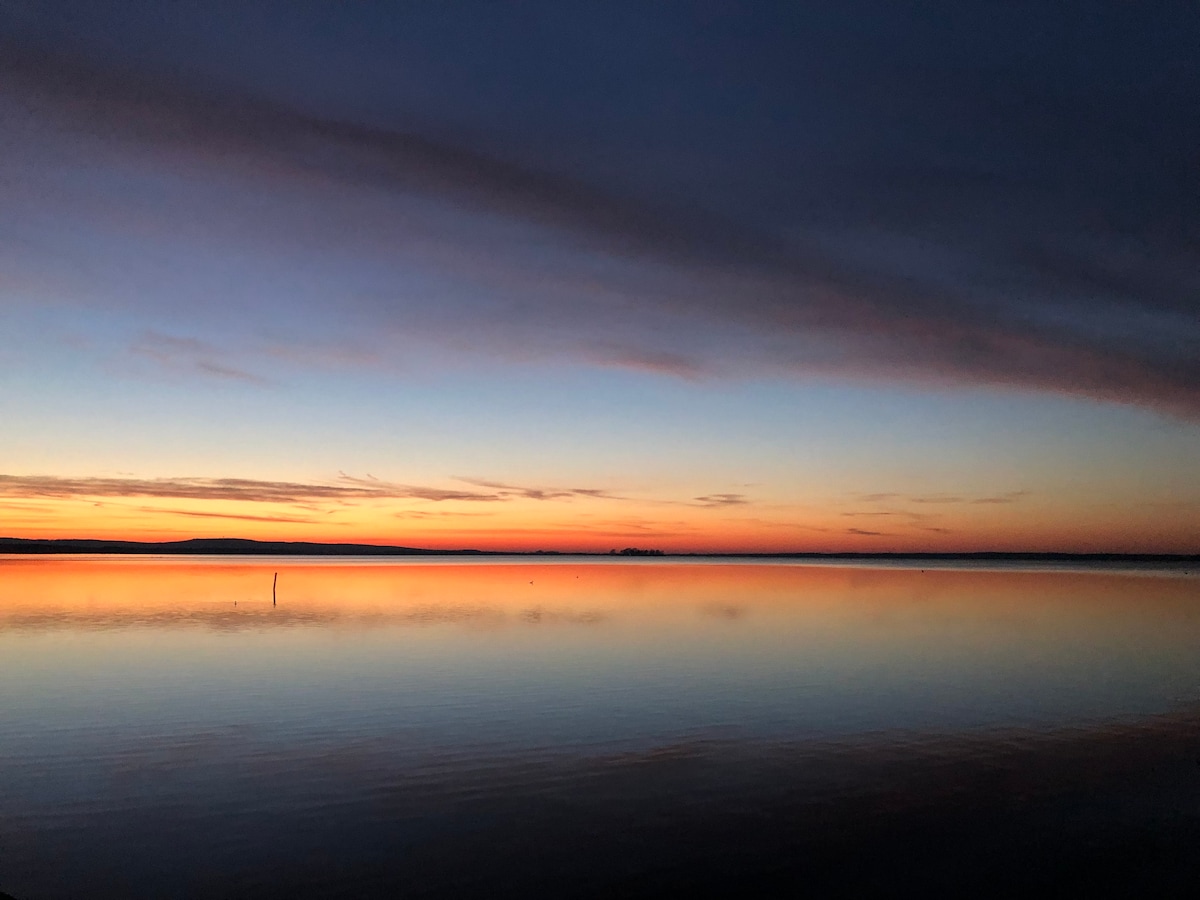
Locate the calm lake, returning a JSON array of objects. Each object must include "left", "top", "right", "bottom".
[{"left": 2, "top": 556, "right": 1199, "bottom": 897}]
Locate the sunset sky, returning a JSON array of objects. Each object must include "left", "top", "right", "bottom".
[{"left": 2, "top": 1, "right": 1198, "bottom": 552}]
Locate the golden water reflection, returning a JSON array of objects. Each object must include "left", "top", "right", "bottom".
[{"left": 3, "top": 556, "right": 1197, "bottom": 634}]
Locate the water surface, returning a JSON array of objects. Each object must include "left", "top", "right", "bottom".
[{"left": 2, "top": 557, "right": 1199, "bottom": 896}]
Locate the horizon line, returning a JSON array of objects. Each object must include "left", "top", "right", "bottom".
[{"left": 1, "top": 537, "right": 1196, "bottom": 562}]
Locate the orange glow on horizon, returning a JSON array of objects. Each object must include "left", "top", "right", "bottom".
[{"left": 2, "top": 487, "right": 1197, "bottom": 554}]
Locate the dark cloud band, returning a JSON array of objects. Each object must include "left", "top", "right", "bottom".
[{"left": 1, "top": 11, "right": 1196, "bottom": 417}]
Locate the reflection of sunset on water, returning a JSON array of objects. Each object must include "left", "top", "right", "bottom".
[
  {"left": 3, "top": 556, "right": 1200, "bottom": 898},
  {"left": 3, "top": 559, "right": 1198, "bottom": 675}
]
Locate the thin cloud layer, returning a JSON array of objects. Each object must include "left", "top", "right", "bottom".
[
  {"left": 129, "top": 332, "right": 270, "bottom": 385},
  {"left": 0, "top": 473, "right": 734, "bottom": 510},
  {"left": 693, "top": 494, "right": 749, "bottom": 508},
  {"left": 133, "top": 506, "right": 325, "bottom": 525},
  {"left": 0, "top": 474, "right": 501, "bottom": 504},
  {"left": 853, "top": 491, "right": 1030, "bottom": 507},
  {"left": 454, "top": 478, "right": 624, "bottom": 502},
  {"left": 1, "top": 3, "right": 1197, "bottom": 416}
]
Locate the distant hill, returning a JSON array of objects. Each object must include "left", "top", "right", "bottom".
[
  {"left": 0, "top": 537, "right": 1195, "bottom": 562},
  {"left": 0, "top": 537, "right": 489, "bottom": 556}
]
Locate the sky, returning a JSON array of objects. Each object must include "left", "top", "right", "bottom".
[{"left": 1, "top": 0, "right": 1197, "bottom": 553}]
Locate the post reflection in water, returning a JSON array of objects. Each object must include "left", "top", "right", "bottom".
[{"left": 1, "top": 556, "right": 1199, "bottom": 897}]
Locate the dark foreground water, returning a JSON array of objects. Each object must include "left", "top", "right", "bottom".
[{"left": 2, "top": 556, "right": 1199, "bottom": 897}]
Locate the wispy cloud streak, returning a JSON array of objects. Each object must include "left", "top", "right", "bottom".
[
  {"left": 0, "top": 473, "right": 741, "bottom": 510},
  {"left": 129, "top": 331, "right": 269, "bottom": 385},
  {"left": 0, "top": 474, "right": 500, "bottom": 504},
  {"left": 454, "top": 478, "right": 624, "bottom": 502},
  {"left": 693, "top": 494, "right": 749, "bottom": 508},
  {"left": 852, "top": 491, "right": 1030, "bottom": 507},
  {"left": 132, "top": 506, "right": 326, "bottom": 525}
]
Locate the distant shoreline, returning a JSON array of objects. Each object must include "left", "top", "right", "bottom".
[{"left": 0, "top": 537, "right": 1195, "bottom": 563}]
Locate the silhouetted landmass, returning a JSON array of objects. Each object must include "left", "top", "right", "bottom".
[
  {"left": 0, "top": 537, "right": 1195, "bottom": 563},
  {"left": 0, "top": 538, "right": 490, "bottom": 556},
  {"left": 686, "top": 551, "right": 1200, "bottom": 563}
]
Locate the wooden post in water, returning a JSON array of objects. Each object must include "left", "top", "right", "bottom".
[{"left": 273, "top": 572, "right": 277, "bottom": 606}]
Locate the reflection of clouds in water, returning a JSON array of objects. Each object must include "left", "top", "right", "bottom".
[
  {"left": 699, "top": 604, "right": 745, "bottom": 621},
  {"left": 0, "top": 603, "right": 610, "bottom": 632},
  {"left": 519, "top": 606, "right": 608, "bottom": 625},
  {"left": 399, "top": 605, "right": 507, "bottom": 627}
]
